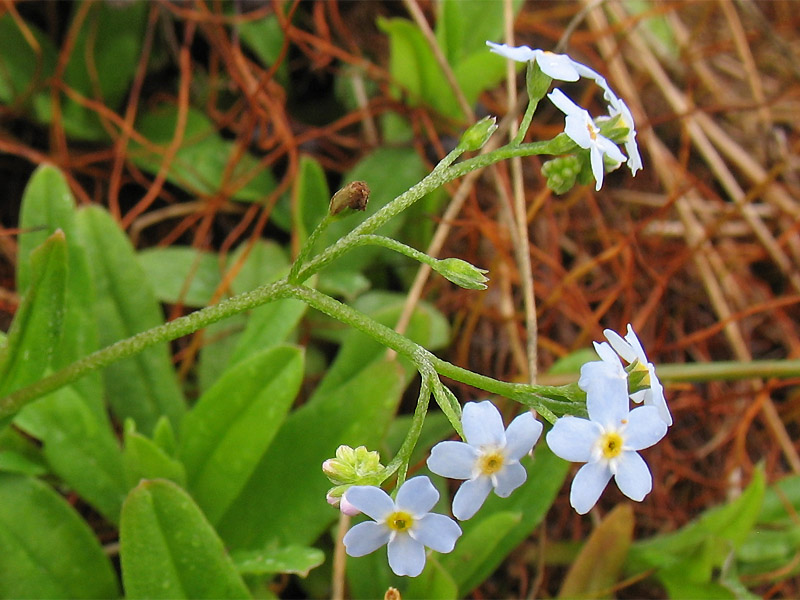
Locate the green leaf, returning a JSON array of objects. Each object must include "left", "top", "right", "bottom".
[
  {"left": 628, "top": 467, "right": 766, "bottom": 590},
  {"left": 137, "top": 247, "right": 222, "bottom": 307},
  {"left": 435, "top": 0, "right": 523, "bottom": 64},
  {"left": 444, "top": 443, "right": 569, "bottom": 596},
  {"left": 0, "top": 14, "right": 56, "bottom": 108},
  {"left": 123, "top": 420, "right": 187, "bottom": 489},
  {"left": 0, "top": 473, "right": 119, "bottom": 599},
  {"left": 130, "top": 104, "right": 277, "bottom": 202},
  {"left": 558, "top": 504, "right": 635, "bottom": 598},
  {"left": 294, "top": 155, "right": 330, "bottom": 244},
  {"left": 231, "top": 545, "right": 325, "bottom": 577},
  {"left": 180, "top": 345, "right": 304, "bottom": 524},
  {"left": 120, "top": 479, "right": 250, "bottom": 599},
  {"left": 215, "top": 358, "right": 406, "bottom": 549},
  {"left": 402, "top": 558, "right": 458, "bottom": 600},
  {"left": 15, "top": 385, "right": 127, "bottom": 524},
  {"left": 17, "top": 164, "right": 104, "bottom": 411},
  {"left": 75, "top": 205, "right": 186, "bottom": 433},
  {"left": 0, "top": 230, "right": 66, "bottom": 397}
]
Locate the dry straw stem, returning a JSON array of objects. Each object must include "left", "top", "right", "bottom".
[{"left": 584, "top": 0, "right": 800, "bottom": 477}]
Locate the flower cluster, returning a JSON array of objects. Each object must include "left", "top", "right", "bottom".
[
  {"left": 327, "top": 325, "right": 670, "bottom": 576},
  {"left": 487, "top": 40, "right": 642, "bottom": 190},
  {"left": 548, "top": 325, "right": 671, "bottom": 514}
]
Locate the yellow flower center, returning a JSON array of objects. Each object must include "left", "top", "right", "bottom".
[
  {"left": 386, "top": 511, "right": 414, "bottom": 533},
  {"left": 479, "top": 450, "right": 505, "bottom": 475},
  {"left": 600, "top": 431, "right": 624, "bottom": 459},
  {"left": 586, "top": 122, "right": 598, "bottom": 141}
]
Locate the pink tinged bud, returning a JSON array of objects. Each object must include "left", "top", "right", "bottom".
[{"left": 339, "top": 494, "right": 361, "bottom": 516}]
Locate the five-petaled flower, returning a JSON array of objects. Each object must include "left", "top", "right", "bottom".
[
  {"left": 486, "top": 41, "right": 603, "bottom": 83},
  {"left": 427, "top": 401, "right": 542, "bottom": 520},
  {"left": 580, "top": 325, "right": 671, "bottom": 426},
  {"left": 548, "top": 89, "right": 627, "bottom": 191},
  {"left": 342, "top": 476, "right": 462, "bottom": 577},
  {"left": 546, "top": 385, "right": 668, "bottom": 514}
]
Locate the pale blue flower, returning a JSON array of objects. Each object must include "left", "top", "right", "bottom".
[
  {"left": 604, "top": 93, "right": 643, "bottom": 176},
  {"left": 548, "top": 88, "right": 627, "bottom": 191},
  {"left": 427, "top": 401, "right": 543, "bottom": 520},
  {"left": 546, "top": 387, "right": 668, "bottom": 514},
  {"left": 487, "top": 42, "right": 583, "bottom": 82},
  {"left": 342, "top": 476, "right": 461, "bottom": 577}
]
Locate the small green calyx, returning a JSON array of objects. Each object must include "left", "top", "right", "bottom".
[
  {"left": 434, "top": 258, "right": 489, "bottom": 290},
  {"left": 526, "top": 60, "right": 553, "bottom": 104},
  {"left": 626, "top": 360, "right": 651, "bottom": 392},
  {"left": 459, "top": 116, "right": 498, "bottom": 152}
]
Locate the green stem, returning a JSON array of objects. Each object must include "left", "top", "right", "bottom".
[
  {"left": 288, "top": 213, "right": 335, "bottom": 283},
  {"left": 0, "top": 281, "right": 291, "bottom": 419}
]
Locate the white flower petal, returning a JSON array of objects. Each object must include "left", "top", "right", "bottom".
[
  {"left": 535, "top": 50, "right": 580, "bottom": 81},
  {"left": 452, "top": 476, "right": 493, "bottom": 521},
  {"left": 564, "top": 113, "right": 594, "bottom": 149},
  {"left": 344, "top": 486, "right": 394, "bottom": 521},
  {"left": 462, "top": 401, "right": 506, "bottom": 447},
  {"left": 586, "top": 386, "right": 629, "bottom": 429},
  {"left": 624, "top": 324, "right": 648, "bottom": 361},
  {"left": 504, "top": 412, "right": 543, "bottom": 461},
  {"left": 596, "top": 135, "right": 627, "bottom": 164},
  {"left": 624, "top": 406, "right": 667, "bottom": 450},
  {"left": 589, "top": 146, "right": 605, "bottom": 190},
  {"left": 485, "top": 41, "right": 537, "bottom": 63},
  {"left": 647, "top": 374, "right": 672, "bottom": 425},
  {"left": 548, "top": 88, "right": 581, "bottom": 116},
  {"left": 427, "top": 441, "right": 479, "bottom": 479},
  {"left": 343, "top": 521, "right": 390, "bottom": 557},
  {"left": 395, "top": 476, "right": 439, "bottom": 516},
  {"left": 493, "top": 461, "right": 527, "bottom": 497},
  {"left": 613, "top": 451, "right": 652, "bottom": 501},
  {"left": 412, "top": 513, "right": 462, "bottom": 553},
  {"left": 387, "top": 533, "right": 426, "bottom": 577},
  {"left": 570, "top": 461, "right": 612, "bottom": 514},
  {"left": 546, "top": 417, "right": 599, "bottom": 462},
  {"left": 603, "top": 328, "right": 637, "bottom": 363}
]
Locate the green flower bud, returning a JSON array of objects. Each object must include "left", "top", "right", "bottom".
[
  {"left": 322, "top": 445, "right": 384, "bottom": 486},
  {"left": 459, "top": 116, "right": 498, "bottom": 151},
  {"left": 330, "top": 181, "right": 370, "bottom": 217},
  {"left": 541, "top": 155, "right": 582, "bottom": 195},
  {"left": 626, "top": 360, "right": 652, "bottom": 394},
  {"left": 433, "top": 258, "right": 489, "bottom": 290}
]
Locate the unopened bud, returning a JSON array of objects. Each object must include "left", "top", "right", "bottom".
[
  {"left": 384, "top": 587, "right": 402, "bottom": 600},
  {"left": 459, "top": 116, "right": 497, "bottom": 151},
  {"left": 433, "top": 258, "right": 489, "bottom": 290},
  {"left": 322, "top": 445, "right": 384, "bottom": 486},
  {"left": 541, "top": 155, "right": 582, "bottom": 195},
  {"left": 330, "top": 181, "right": 370, "bottom": 216}
]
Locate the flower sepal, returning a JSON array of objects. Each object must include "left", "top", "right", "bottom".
[{"left": 433, "top": 258, "right": 489, "bottom": 290}]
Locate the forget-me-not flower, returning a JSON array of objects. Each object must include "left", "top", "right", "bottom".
[
  {"left": 548, "top": 88, "right": 627, "bottom": 191},
  {"left": 342, "top": 476, "right": 461, "bottom": 577},
  {"left": 486, "top": 41, "right": 604, "bottom": 83},
  {"left": 604, "top": 93, "right": 643, "bottom": 176},
  {"left": 427, "top": 401, "right": 543, "bottom": 520},
  {"left": 546, "top": 386, "right": 668, "bottom": 514}
]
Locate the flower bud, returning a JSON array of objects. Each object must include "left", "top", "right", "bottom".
[
  {"left": 322, "top": 445, "right": 384, "bottom": 486},
  {"left": 626, "top": 359, "right": 652, "bottom": 393},
  {"left": 330, "top": 181, "right": 370, "bottom": 217},
  {"left": 459, "top": 116, "right": 497, "bottom": 151},
  {"left": 541, "top": 155, "right": 582, "bottom": 195},
  {"left": 433, "top": 258, "right": 489, "bottom": 290}
]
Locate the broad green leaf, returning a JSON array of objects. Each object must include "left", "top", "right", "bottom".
[
  {"left": 15, "top": 385, "right": 127, "bottom": 524},
  {"left": 137, "top": 247, "right": 222, "bottom": 307},
  {"left": 628, "top": 467, "right": 766, "bottom": 589},
  {"left": 0, "top": 230, "right": 66, "bottom": 398},
  {"left": 294, "top": 155, "right": 330, "bottom": 244},
  {"left": 130, "top": 104, "right": 277, "bottom": 202},
  {"left": 436, "top": 0, "right": 524, "bottom": 64},
  {"left": 377, "top": 18, "right": 461, "bottom": 119},
  {"left": 445, "top": 443, "right": 569, "bottom": 596},
  {"left": 120, "top": 479, "right": 250, "bottom": 599},
  {"left": 123, "top": 420, "right": 187, "bottom": 489},
  {"left": 231, "top": 545, "right": 324, "bottom": 577},
  {"left": 317, "top": 269, "right": 371, "bottom": 301},
  {"left": 0, "top": 473, "right": 119, "bottom": 599},
  {"left": 438, "top": 511, "right": 521, "bottom": 595},
  {"left": 197, "top": 241, "right": 307, "bottom": 391},
  {"left": 17, "top": 164, "right": 103, "bottom": 414},
  {"left": 180, "top": 346, "right": 304, "bottom": 524},
  {"left": 216, "top": 358, "right": 406, "bottom": 549},
  {"left": 53, "top": 1, "right": 147, "bottom": 140},
  {"left": 0, "top": 14, "right": 56, "bottom": 108},
  {"left": 237, "top": 14, "right": 288, "bottom": 84},
  {"left": 757, "top": 473, "right": 800, "bottom": 524},
  {"left": 75, "top": 205, "right": 185, "bottom": 433},
  {"left": 558, "top": 503, "right": 634, "bottom": 598}
]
